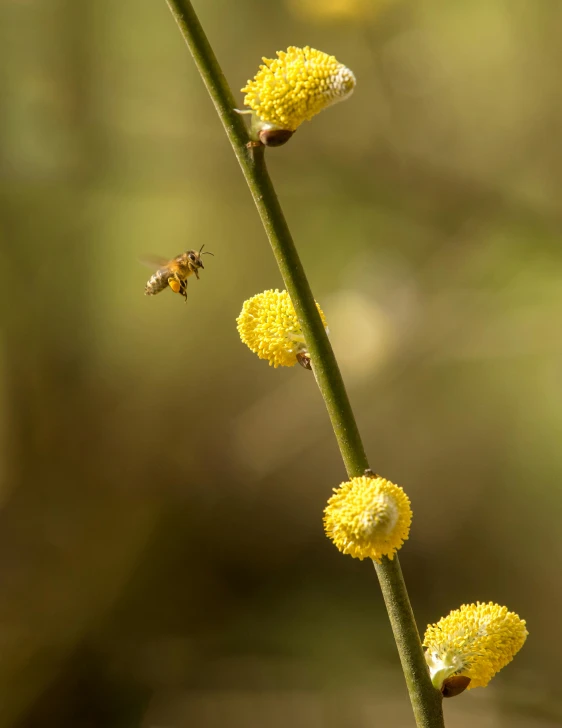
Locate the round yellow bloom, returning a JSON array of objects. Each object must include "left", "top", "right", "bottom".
[
  {"left": 323, "top": 476, "right": 412, "bottom": 562},
  {"left": 236, "top": 289, "right": 327, "bottom": 368},
  {"left": 423, "top": 602, "right": 528, "bottom": 691},
  {"left": 241, "top": 46, "right": 356, "bottom": 132}
]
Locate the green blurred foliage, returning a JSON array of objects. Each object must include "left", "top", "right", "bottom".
[{"left": 0, "top": 0, "right": 561, "bottom": 726}]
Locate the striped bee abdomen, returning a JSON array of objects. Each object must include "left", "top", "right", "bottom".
[{"left": 145, "top": 268, "right": 171, "bottom": 296}]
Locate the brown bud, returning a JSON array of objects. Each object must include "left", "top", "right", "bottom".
[
  {"left": 441, "top": 676, "right": 471, "bottom": 698},
  {"left": 296, "top": 351, "right": 312, "bottom": 370},
  {"left": 258, "top": 128, "right": 295, "bottom": 147}
]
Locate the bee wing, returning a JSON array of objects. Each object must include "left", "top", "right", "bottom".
[{"left": 139, "top": 254, "right": 172, "bottom": 269}]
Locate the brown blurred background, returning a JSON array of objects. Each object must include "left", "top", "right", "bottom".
[{"left": 0, "top": 0, "right": 561, "bottom": 726}]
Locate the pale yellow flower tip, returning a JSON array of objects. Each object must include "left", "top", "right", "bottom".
[
  {"left": 423, "top": 602, "right": 528, "bottom": 692},
  {"left": 236, "top": 289, "right": 327, "bottom": 368},
  {"left": 241, "top": 46, "right": 356, "bottom": 132},
  {"left": 323, "top": 476, "right": 412, "bottom": 562}
]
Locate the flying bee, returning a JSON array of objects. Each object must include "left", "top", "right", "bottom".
[{"left": 142, "top": 246, "right": 213, "bottom": 302}]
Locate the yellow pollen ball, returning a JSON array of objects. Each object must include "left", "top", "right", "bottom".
[
  {"left": 236, "top": 289, "right": 327, "bottom": 368},
  {"left": 423, "top": 602, "right": 528, "bottom": 690},
  {"left": 241, "top": 46, "right": 356, "bottom": 131},
  {"left": 323, "top": 476, "right": 412, "bottom": 562}
]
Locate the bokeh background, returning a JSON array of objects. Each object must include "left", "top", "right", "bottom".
[{"left": 0, "top": 0, "right": 561, "bottom": 726}]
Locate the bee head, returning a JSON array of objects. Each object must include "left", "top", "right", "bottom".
[
  {"left": 196, "top": 244, "right": 214, "bottom": 269},
  {"left": 187, "top": 250, "right": 204, "bottom": 269}
]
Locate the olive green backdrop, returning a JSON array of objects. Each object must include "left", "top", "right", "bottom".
[{"left": 0, "top": 1, "right": 560, "bottom": 726}]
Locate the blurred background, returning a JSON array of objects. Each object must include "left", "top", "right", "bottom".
[{"left": 0, "top": 0, "right": 561, "bottom": 726}]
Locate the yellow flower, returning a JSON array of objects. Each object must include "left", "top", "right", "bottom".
[
  {"left": 241, "top": 46, "right": 356, "bottom": 133},
  {"left": 288, "top": 0, "right": 389, "bottom": 21},
  {"left": 423, "top": 602, "right": 528, "bottom": 692},
  {"left": 236, "top": 289, "right": 327, "bottom": 368},
  {"left": 323, "top": 476, "right": 412, "bottom": 562}
]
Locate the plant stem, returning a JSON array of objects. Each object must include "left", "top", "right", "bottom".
[
  {"left": 247, "top": 145, "right": 370, "bottom": 476},
  {"left": 374, "top": 557, "right": 445, "bottom": 726},
  {"left": 164, "top": 1, "right": 445, "bottom": 725},
  {"left": 166, "top": 0, "right": 367, "bottom": 474}
]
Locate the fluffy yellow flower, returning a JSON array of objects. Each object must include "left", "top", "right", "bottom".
[
  {"left": 324, "top": 476, "right": 412, "bottom": 562},
  {"left": 423, "top": 602, "right": 528, "bottom": 692},
  {"left": 241, "top": 46, "right": 356, "bottom": 132},
  {"left": 236, "top": 289, "right": 327, "bottom": 368}
]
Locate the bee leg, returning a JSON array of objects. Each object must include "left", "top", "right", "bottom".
[
  {"left": 168, "top": 277, "right": 182, "bottom": 295},
  {"left": 180, "top": 278, "right": 187, "bottom": 303}
]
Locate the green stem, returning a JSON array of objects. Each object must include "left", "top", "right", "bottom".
[
  {"left": 374, "top": 557, "right": 445, "bottom": 726},
  {"left": 165, "top": 1, "right": 445, "bottom": 725},
  {"left": 247, "top": 145, "right": 369, "bottom": 475}
]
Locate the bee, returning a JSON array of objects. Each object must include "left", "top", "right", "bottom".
[{"left": 142, "top": 246, "right": 213, "bottom": 302}]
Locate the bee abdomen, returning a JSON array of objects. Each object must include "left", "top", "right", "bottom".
[{"left": 145, "top": 269, "right": 169, "bottom": 296}]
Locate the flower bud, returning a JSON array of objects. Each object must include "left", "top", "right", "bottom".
[
  {"left": 241, "top": 46, "right": 356, "bottom": 144},
  {"left": 324, "top": 475, "right": 412, "bottom": 562},
  {"left": 236, "top": 289, "right": 327, "bottom": 368},
  {"left": 423, "top": 602, "right": 528, "bottom": 693}
]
